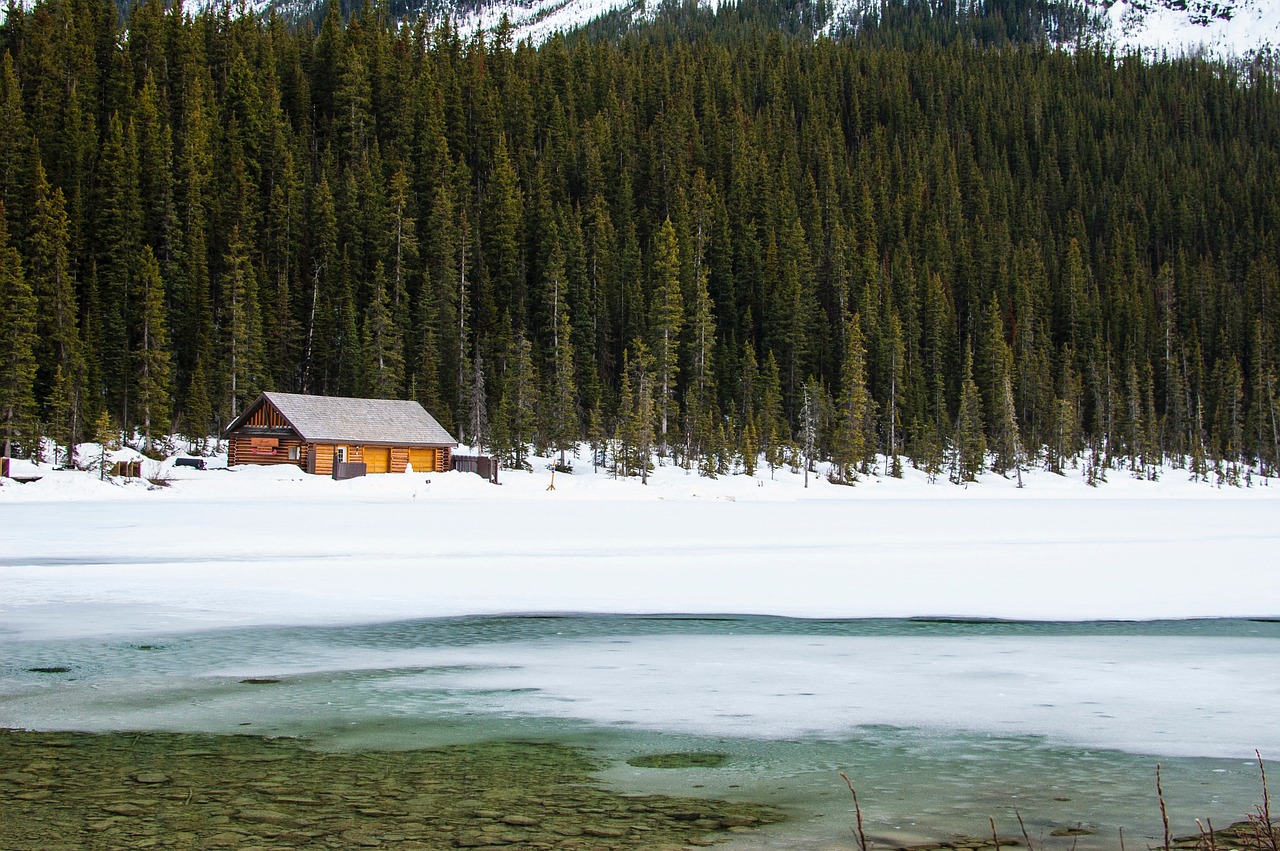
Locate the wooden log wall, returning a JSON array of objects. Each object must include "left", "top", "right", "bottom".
[
  {"left": 244, "top": 406, "right": 289, "bottom": 428},
  {"left": 311, "top": 444, "right": 335, "bottom": 476},
  {"left": 228, "top": 436, "right": 306, "bottom": 468},
  {"left": 233, "top": 441, "right": 454, "bottom": 475}
]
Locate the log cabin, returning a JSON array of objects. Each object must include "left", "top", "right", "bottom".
[{"left": 224, "top": 392, "right": 458, "bottom": 475}]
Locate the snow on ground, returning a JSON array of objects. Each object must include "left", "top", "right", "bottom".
[
  {"left": 460, "top": 0, "right": 644, "bottom": 45},
  {"left": 1098, "top": 0, "right": 1280, "bottom": 58},
  {"left": 2, "top": 444, "right": 1277, "bottom": 641}
]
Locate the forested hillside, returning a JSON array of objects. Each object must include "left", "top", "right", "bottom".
[{"left": 1, "top": 0, "right": 1279, "bottom": 483}]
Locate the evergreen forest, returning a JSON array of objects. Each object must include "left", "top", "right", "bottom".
[{"left": 2, "top": 0, "right": 1280, "bottom": 485}]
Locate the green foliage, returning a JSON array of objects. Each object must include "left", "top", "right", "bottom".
[
  {"left": 650, "top": 217, "right": 683, "bottom": 458},
  {"left": 831, "top": 314, "right": 874, "bottom": 483},
  {"left": 0, "top": 201, "right": 37, "bottom": 457},
  {"left": 92, "top": 409, "right": 117, "bottom": 480},
  {"left": 0, "top": 1, "right": 1277, "bottom": 483},
  {"left": 954, "top": 348, "right": 987, "bottom": 483},
  {"left": 133, "top": 246, "right": 172, "bottom": 449}
]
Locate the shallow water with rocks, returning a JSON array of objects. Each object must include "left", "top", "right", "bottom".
[
  {"left": 0, "top": 729, "right": 782, "bottom": 850},
  {"left": 3, "top": 615, "right": 1279, "bottom": 849}
]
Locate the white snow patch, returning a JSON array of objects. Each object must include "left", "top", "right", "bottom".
[
  {"left": 1098, "top": 0, "right": 1280, "bottom": 58},
  {"left": 2, "top": 444, "right": 1278, "bottom": 641}
]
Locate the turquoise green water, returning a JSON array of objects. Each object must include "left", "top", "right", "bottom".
[{"left": 3, "top": 615, "right": 1278, "bottom": 848}]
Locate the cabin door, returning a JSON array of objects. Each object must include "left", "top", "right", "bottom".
[
  {"left": 407, "top": 448, "right": 436, "bottom": 473},
  {"left": 364, "top": 446, "right": 391, "bottom": 474}
]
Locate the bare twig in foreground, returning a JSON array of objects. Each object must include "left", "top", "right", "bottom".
[
  {"left": 1015, "top": 808, "right": 1035, "bottom": 851},
  {"left": 839, "top": 771, "right": 869, "bottom": 851},
  {"left": 1158, "top": 763, "right": 1173, "bottom": 851}
]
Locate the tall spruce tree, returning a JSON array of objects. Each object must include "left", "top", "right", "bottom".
[
  {"left": 650, "top": 217, "right": 683, "bottom": 459},
  {"left": 545, "top": 304, "right": 578, "bottom": 469},
  {"left": 360, "top": 261, "right": 405, "bottom": 398},
  {"left": 955, "top": 347, "right": 987, "bottom": 483},
  {"left": 29, "top": 163, "right": 83, "bottom": 461},
  {"left": 0, "top": 201, "right": 37, "bottom": 458},
  {"left": 831, "top": 313, "right": 873, "bottom": 484},
  {"left": 133, "top": 246, "right": 173, "bottom": 451}
]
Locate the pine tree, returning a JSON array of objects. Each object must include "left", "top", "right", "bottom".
[
  {"left": 0, "top": 54, "right": 34, "bottom": 235},
  {"left": 831, "top": 314, "right": 874, "bottom": 484},
  {"left": 988, "top": 368, "right": 1022, "bottom": 477},
  {"left": 221, "top": 227, "right": 264, "bottom": 422},
  {"left": 415, "top": 270, "right": 448, "bottom": 429},
  {"left": 483, "top": 137, "right": 522, "bottom": 332},
  {"left": 464, "top": 340, "right": 488, "bottom": 450},
  {"left": 133, "top": 246, "right": 173, "bottom": 452},
  {"left": 93, "top": 409, "right": 117, "bottom": 481},
  {"left": 955, "top": 347, "right": 987, "bottom": 483},
  {"left": 501, "top": 330, "right": 538, "bottom": 468},
  {"left": 1248, "top": 320, "right": 1279, "bottom": 475},
  {"left": 29, "top": 162, "right": 83, "bottom": 461},
  {"left": 174, "top": 76, "right": 215, "bottom": 410},
  {"left": 46, "top": 363, "right": 73, "bottom": 466},
  {"left": 650, "top": 218, "right": 683, "bottom": 460},
  {"left": 587, "top": 400, "right": 606, "bottom": 473},
  {"left": 883, "top": 310, "right": 906, "bottom": 477},
  {"left": 136, "top": 73, "right": 177, "bottom": 270},
  {"left": 545, "top": 304, "right": 578, "bottom": 469},
  {"left": 800, "top": 376, "right": 821, "bottom": 488},
  {"left": 360, "top": 262, "right": 405, "bottom": 398},
  {"left": 0, "top": 201, "right": 37, "bottom": 458},
  {"left": 613, "top": 353, "right": 636, "bottom": 479},
  {"left": 685, "top": 263, "right": 717, "bottom": 464},
  {"left": 740, "top": 417, "right": 758, "bottom": 477},
  {"left": 617, "top": 341, "right": 656, "bottom": 483},
  {"left": 303, "top": 177, "right": 340, "bottom": 394},
  {"left": 387, "top": 166, "right": 419, "bottom": 324},
  {"left": 760, "top": 351, "right": 787, "bottom": 477},
  {"left": 92, "top": 113, "right": 141, "bottom": 428},
  {"left": 183, "top": 355, "right": 213, "bottom": 452}
]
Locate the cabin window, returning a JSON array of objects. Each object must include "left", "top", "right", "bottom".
[
  {"left": 288, "top": 446, "right": 300, "bottom": 461},
  {"left": 335, "top": 446, "right": 347, "bottom": 464}
]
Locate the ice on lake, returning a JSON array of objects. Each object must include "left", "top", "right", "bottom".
[
  {"left": 4, "top": 615, "right": 1277, "bottom": 849},
  {"left": 4, "top": 461, "right": 1280, "bottom": 848}
]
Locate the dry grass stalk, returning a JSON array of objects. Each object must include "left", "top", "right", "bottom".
[
  {"left": 1158, "top": 763, "right": 1173, "bottom": 851},
  {"left": 990, "top": 815, "right": 1001, "bottom": 851},
  {"left": 1195, "top": 817, "right": 1217, "bottom": 851},
  {"left": 1015, "top": 808, "right": 1035, "bottom": 851},
  {"left": 839, "top": 771, "right": 870, "bottom": 851},
  {"left": 1251, "top": 751, "right": 1278, "bottom": 851}
]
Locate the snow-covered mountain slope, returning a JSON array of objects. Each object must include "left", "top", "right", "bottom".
[
  {"left": 48, "top": 0, "right": 1270, "bottom": 58},
  {"left": 820, "top": 0, "right": 1278, "bottom": 58},
  {"left": 446, "top": 0, "right": 1278, "bottom": 58},
  {"left": 1092, "top": 0, "right": 1280, "bottom": 57},
  {"left": 456, "top": 0, "right": 646, "bottom": 44}
]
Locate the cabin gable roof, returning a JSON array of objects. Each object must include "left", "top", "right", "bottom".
[{"left": 227, "top": 392, "right": 458, "bottom": 447}]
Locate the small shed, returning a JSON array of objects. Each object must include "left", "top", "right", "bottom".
[{"left": 225, "top": 392, "right": 458, "bottom": 475}]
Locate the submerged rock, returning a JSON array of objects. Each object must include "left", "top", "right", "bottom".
[
  {"left": 627, "top": 752, "right": 728, "bottom": 769},
  {"left": 0, "top": 728, "right": 783, "bottom": 849}
]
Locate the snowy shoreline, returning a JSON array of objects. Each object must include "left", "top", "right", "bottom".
[{"left": 3, "top": 446, "right": 1278, "bottom": 640}]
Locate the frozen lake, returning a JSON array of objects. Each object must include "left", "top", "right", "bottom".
[
  {"left": 4, "top": 614, "right": 1277, "bottom": 849},
  {"left": 3, "top": 461, "right": 1279, "bottom": 847}
]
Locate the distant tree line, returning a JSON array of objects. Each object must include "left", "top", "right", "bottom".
[{"left": 1, "top": 0, "right": 1279, "bottom": 485}]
